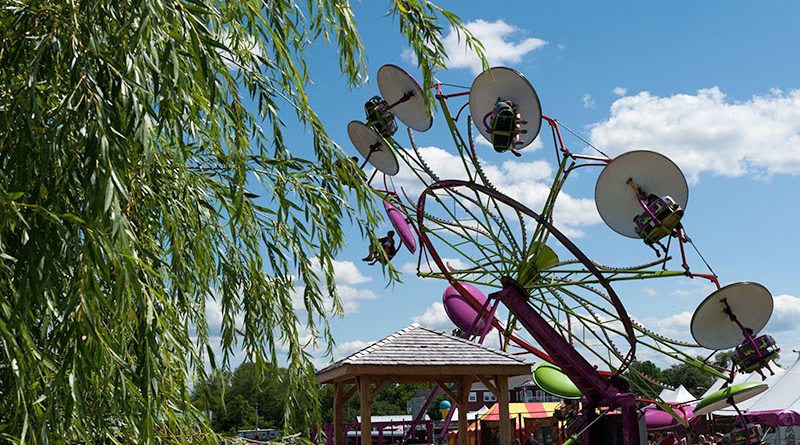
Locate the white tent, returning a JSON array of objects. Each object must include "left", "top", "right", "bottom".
[
  {"left": 746, "top": 354, "right": 800, "bottom": 413},
  {"left": 695, "top": 354, "right": 800, "bottom": 444},
  {"left": 448, "top": 405, "right": 490, "bottom": 421},
  {"left": 659, "top": 385, "right": 696, "bottom": 404},
  {"left": 699, "top": 355, "right": 795, "bottom": 416}
]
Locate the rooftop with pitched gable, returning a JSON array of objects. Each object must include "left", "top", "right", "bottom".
[{"left": 316, "top": 324, "right": 532, "bottom": 384}]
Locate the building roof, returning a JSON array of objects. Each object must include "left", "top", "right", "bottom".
[
  {"left": 317, "top": 324, "right": 532, "bottom": 384},
  {"left": 472, "top": 374, "right": 534, "bottom": 392}
]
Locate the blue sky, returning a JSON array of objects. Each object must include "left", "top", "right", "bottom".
[{"left": 210, "top": 2, "right": 800, "bottom": 372}]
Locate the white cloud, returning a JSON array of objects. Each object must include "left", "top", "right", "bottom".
[
  {"left": 199, "top": 335, "right": 248, "bottom": 367},
  {"left": 480, "top": 334, "right": 502, "bottom": 350},
  {"left": 637, "top": 311, "right": 694, "bottom": 343},
  {"left": 672, "top": 280, "right": 716, "bottom": 299},
  {"left": 613, "top": 87, "right": 628, "bottom": 97},
  {"left": 204, "top": 296, "right": 245, "bottom": 336},
  {"left": 337, "top": 286, "right": 379, "bottom": 312},
  {"left": 411, "top": 302, "right": 452, "bottom": 330},
  {"left": 332, "top": 259, "right": 372, "bottom": 286},
  {"left": 400, "top": 262, "right": 418, "bottom": 275},
  {"left": 291, "top": 258, "right": 376, "bottom": 314},
  {"left": 589, "top": 87, "right": 800, "bottom": 183},
  {"left": 404, "top": 20, "right": 547, "bottom": 74},
  {"left": 216, "top": 30, "right": 263, "bottom": 69},
  {"left": 333, "top": 340, "right": 376, "bottom": 359},
  {"left": 582, "top": 93, "right": 595, "bottom": 109},
  {"left": 205, "top": 298, "right": 225, "bottom": 334},
  {"left": 291, "top": 283, "right": 377, "bottom": 314},
  {"left": 393, "top": 146, "right": 600, "bottom": 236},
  {"left": 198, "top": 260, "right": 377, "bottom": 369},
  {"left": 767, "top": 294, "right": 800, "bottom": 332}
]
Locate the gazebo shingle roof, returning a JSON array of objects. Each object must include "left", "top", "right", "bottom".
[{"left": 317, "top": 324, "right": 531, "bottom": 382}]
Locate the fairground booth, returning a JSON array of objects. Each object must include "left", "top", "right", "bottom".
[{"left": 447, "top": 402, "right": 561, "bottom": 445}]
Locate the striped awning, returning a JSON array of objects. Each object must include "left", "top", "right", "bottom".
[{"left": 479, "top": 402, "right": 560, "bottom": 421}]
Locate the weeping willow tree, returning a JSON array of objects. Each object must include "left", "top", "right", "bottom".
[{"left": 0, "top": 0, "right": 483, "bottom": 443}]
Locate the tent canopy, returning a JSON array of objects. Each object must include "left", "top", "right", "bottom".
[
  {"left": 479, "top": 402, "right": 560, "bottom": 421},
  {"left": 448, "top": 405, "right": 489, "bottom": 421},
  {"left": 659, "top": 385, "right": 696, "bottom": 404},
  {"left": 698, "top": 352, "right": 800, "bottom": 424}
]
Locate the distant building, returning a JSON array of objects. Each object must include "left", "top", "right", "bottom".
[
  {"left": 408, "top": 368, "right": 563, "bottom": 414},
  {"left": 510, "top": 373, "right": 563, "bottom": 403},
  {"left": 349, "top": 415, "right": 431, "bottom": 444},
  {"left": 237, "top": 428, "right": 282, "bottom": 441},
  {"left": 407, "top": 388, "right": 432, "bottom": 418}
]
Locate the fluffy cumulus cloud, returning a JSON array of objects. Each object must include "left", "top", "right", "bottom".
[
  {"left": 207, "top": 261, "right": 374, "bottom": 320},
  {"left": 392, "top": 146, "right": 600, "bottom": 236},
  {"left": 767, "top": 294, "right": 800, "bottom": 332},
  {"left": 311, "top": 257, "right": 371, "bottom": 286},
  {"left": 403, "top": 20, "right": 546, "bottom": 74},
  {"left": 291, "top": 258, "right": 377, "bottom": 313},
  {"left": 205, "top": 298, "right": 226, "bottom": 334},
  {"left": 199, "top": 259, "right": 379, "bottom": 369},
  {"left": 589, "top": 87, "right": 800, "bottom": 183},
  {"left": 636, "top": 311, "right": 694, "bottom": 343},
  {"left": 332, "top": 339, "right": 376, "bottom": 360},
  {"left": 411, "top": 302, "right": 452, "bottom": 330}
]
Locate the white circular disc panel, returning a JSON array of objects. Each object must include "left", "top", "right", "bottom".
[
  {"left": 690, "top": 282, "right": 773, "bottom": 350},
  {"left": 693, "top": 383, "right": 769, "bottom": 416},
  {"left": 377, "top": 64, "right": 432, "bottom": 132},
  {"left": 347, "top": 120, "right": 399, "bottom": 176},
  {"left": 595, "top": 150, "right": 688, "bottom": 238},
  {"left": 469, "top": 67, "right": 542, "bottom": 150}
]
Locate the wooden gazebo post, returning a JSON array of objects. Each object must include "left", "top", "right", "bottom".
[
  {"left": 497, "top": 375, "right": 510, "bottom": 445},
  {"left": 457, "top": 376, "right": 471, "bottom": 445},
  {"left": 334, "top": 382, "right": 344, "bottom": 445},
  {"left": 359, "top": 376, "right": 372, "bottom": 445}
]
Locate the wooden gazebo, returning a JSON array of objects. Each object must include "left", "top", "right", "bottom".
[{"left": 316, "top": 324, "right": 532, "bottom": 445}]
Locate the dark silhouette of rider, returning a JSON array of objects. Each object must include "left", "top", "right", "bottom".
[{"left": 362, "top": 230, "right": 398, "bottom": 265}]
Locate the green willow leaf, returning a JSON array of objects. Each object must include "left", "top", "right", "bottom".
[{"left": 0, "top": 0, "right": 483, "bottom": 443}]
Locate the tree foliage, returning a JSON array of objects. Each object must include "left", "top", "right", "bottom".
[
  {"left": 661, "top": 361, "right": 714, "bottom": 397},
  {"left": 193, "top": 363, "right": 288, "bottom": 433},
  {"left": 0, "top": 0, "right": 482, "bottom": 443},
  {"left": 626, "top": 359, "right": 716, "bottom": 399},
  {"left": 195, "top": 364, "right": 431, "bottom": 433}
]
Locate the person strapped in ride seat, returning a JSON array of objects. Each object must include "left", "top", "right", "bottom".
[{"left": 362, "top": 230, "right": 398, "bottom": 265}]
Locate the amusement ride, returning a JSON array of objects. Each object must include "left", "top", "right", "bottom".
[{"left": 342, "top": 63, "right": 779, "bottom": 445}]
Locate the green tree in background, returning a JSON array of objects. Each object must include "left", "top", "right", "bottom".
[
  {"left": 626, "top": 359, "right": 719, "bottom": 399},
  {"left": 625, "top": 360, "right": 665, "bottom": 396},
  {"left": 713, "top": 351, "right": 734, "bottom": 368},
  {"left": 193, "top": 363, "right": 288, "bottom": 433},
  {"left": 195, "top": 363, "right": 431, "bottom": 433},
  {"left": 661, "top": 359, "right": 715, "bottom": 397},
  {"left": 0, "top": 0, "right": 483, "bottom": 443}
]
